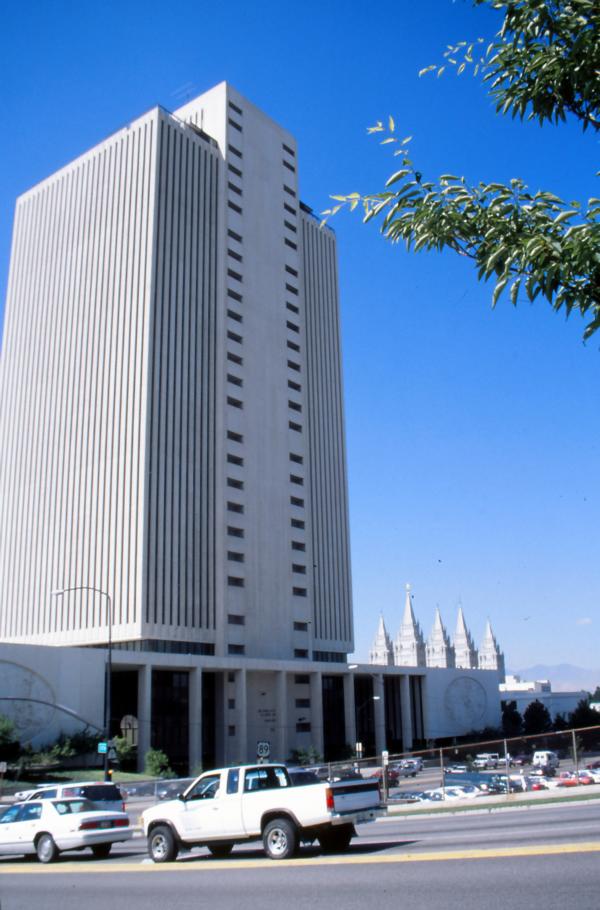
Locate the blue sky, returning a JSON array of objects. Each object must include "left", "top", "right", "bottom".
[{"left": 1, "top": 0, "right": 598, "bottom": 672}]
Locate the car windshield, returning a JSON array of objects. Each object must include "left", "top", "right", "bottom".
[{"left": 51, "top": 799, "right": 96, "bottom": 815}]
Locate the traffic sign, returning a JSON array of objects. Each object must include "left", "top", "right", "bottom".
[
  {"left": 256, "top": 740, "right": 271, "bottom": 759},
  {"left": 97, "top": 741, "right": 108, "bottom": 754}
]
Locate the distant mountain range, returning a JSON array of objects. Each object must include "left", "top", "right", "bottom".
[{"left": 510, "top": 664, "right": 600, "bottom": 693}]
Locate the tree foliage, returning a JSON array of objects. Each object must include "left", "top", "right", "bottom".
[
  {"left": 501, "top": 699, "right": 523, "bottom": 736},
  {"left": 522, "top": 698, "right": 553, "bottom": 734},
  {"left": 324, "top": 0, "right": 600, "bottom": 339}
]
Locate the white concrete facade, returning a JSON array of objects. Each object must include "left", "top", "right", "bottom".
[{"left": 0, "top": 83, "right": 352, "bottom": 662}]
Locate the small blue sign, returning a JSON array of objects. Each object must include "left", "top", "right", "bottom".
[{"left": 97, "top": 742, "right": 108, "bottom": 754}]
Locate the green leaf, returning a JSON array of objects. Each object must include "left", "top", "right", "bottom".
[{"left": 492, "top": 276, "right": 509, "bottom": 307}]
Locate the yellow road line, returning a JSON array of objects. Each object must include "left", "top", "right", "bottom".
[{"left": 2, "top": 841, "right": 600, "bottom": 873}]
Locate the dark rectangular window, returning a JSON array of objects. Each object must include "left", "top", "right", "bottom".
[
  {"left": 290, "top": 495, "right": 304, "bottom": 507},
  {"left": 228, "top": 526, "right": 244, "bottom": 538},
  {"left": 228, "top": 725, "right": 236, "bottom": 736},
  {"left": 283, "top": 143, "right": 295, "bottom": 157},
  {"left": 291, "top": 518, "right": 305, "bottom": 530},
  {"left": 295, "top": 695, "right": 310, "bottom": 705},
  {"left": 228, "top": 287, "right": 243, "bottom": 302},
  {"left": 227, "top": 477, "right": 244, "bottom": 490},
  {"left": 228, "top": 117, "right": 242, "bottom": 132},
  {"left": 228, "top": 200, "right": 242, "bottom": 214},
  {"left": 227, "top": 309, "right": 243, "bottom": 323},
  {"left": 285, "top": 265, "right": 299, "bottom": 278},
  {"left": 286, "top": 283, "right": 298, "bottom": 296},
  {"left": 294, "top": 674, "right": 310, "bottom": 684},
  {"left": 227, "top": 429, "right": 244, "bottom": 443},
  {"left": 292, "top": 540, "right": 306, "bottom": 551},
  {"left": 228, "top": 671, "right": 236, "bottom": 682},
  {"left": 228, "top": 268, "right": 242, "bottom": 283},
  {"left": 228, "top": 644, "right": 245, "bottom": 655},
  {"left": 228, "top": 227, "right": 243, "bottom": 242},
  {"left": 229, "top": 100, "right": 243, "bottom": 116},
  {"left": 227, "top": 396, "right": 243, "bottom": 409},
  {"left": 290, "top": 452, "right": 303, "bottom": 464},
  {"left": 294, "top": 650, "right": 308, "bottom": 660},
  {"left": 287, "top": 340, "right": 300, "bottom": 353},
  {"left": 293, "top": 587, "right": 307, "bottom": 597},
  {"left": 228, "top": 698, "right": 236, "bottom": 710},
  {"left": 289, "top": 421, "right": 302, "bottom": 433},
  {"left": 283, "top": 184, "right": 296, "bottom": 197},
  {"left": 289, "top": 400, "right": 301, "bottom": 412},
  {"left": 227, "top": 551, "right": 245, "bottom": 563},
  {"left": 228, "top": 144, "right": 243, "bottom": 158},
  {"left": 228, "top": 162, "right": 243, "bottom": 178},
  {"left": 227, "top": 351, "right": 243, "bottom": 366},
  {"left": 227, "top": 502, "right": 244, "bottom": 514},
  {"left": 284, "top": 202, "right": 296, "bottom": 215},
  {"left": 228, "top": 248, "right": 243, "bottom": 263},
  {"left": 296, "top": 721, "right": 311, "bottom": 731},
  {"left": 228, "top": 330, "right": 243, "bottom": 344},
  {"left": 290, "top": 474, "right": 303, "bottom": 485},
  {"left": 286, "top": 302, "right": 299, "bottom": 315},
  {"left": 228, "top": 576, "right": 245, "bottom": 587},
  {"left": 227, "top": 373, "right": 243, "bottom": 386},
  {"left": 288, "top": 380, "right": 301, "bottom": 392},
  {"left": 287, "top": 360, "right": 301, "bottom": 372},
  {"left": 228, "top": 181, "right": 242, "bottom": 196},
  {"left": 284, "top": 238, "right": 297, "bottom": 250},
  {"left": 228, "top": 613, "right": 245, "bottom": 625},
  {"left": 287, "top": 321, "right": 299, "bottom": 333},
  {"left": 227, "top": 453, "right": 244, "bottom": 466},
  {"left": 283, "top": 159, "right": 295, "bottom": 172},
  {"left": 292, "top": 564, "right": 307, "bottom": 574},
  {"left": 284, "top": 219, "right": 297, "bottom": 233}
]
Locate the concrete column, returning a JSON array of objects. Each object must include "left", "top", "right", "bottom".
[
  {"left": 275, "top": 671, "right": 288, "bottom": 762},
  {"left": 310, "top": 671, "right": 324, "bottom": 759},
  {"left": 373, "top": 674, "right": 386, "bottom": 755},
  {"left": 344, "top": 673, "right": 356, "bottom": 748},
  {"left": 189, "top": 668, "right": 203, "bottom": 774},
  {"left": 236, "top": 668, "right": 248, "bottom": 764},
  {"left": 343, "top": 673, "right": 356, "bottom": 751},
  {"left": 137, "top": 664, "right": 152, "bottom": 773},
  {"left": 401, "top": 674, "right": 413, "bottom": 752}
]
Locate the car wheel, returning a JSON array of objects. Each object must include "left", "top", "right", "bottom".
[
  {"left": 148, "top": 825, "right": 179, "bottom": 863},
  {"left": 91, "top": 843, "right": 112, "bottom": 859},
  {"left": 36, "top": 833, "right": 59, "bottom": 864},
  {"left": 262, "top": 818, "right": 297, "bottom": 860},
  {"left": 207, "top": 842, "right": 234, "bottom": 858}
]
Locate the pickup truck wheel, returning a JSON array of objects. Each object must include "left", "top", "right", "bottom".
[
  {"left": 36, "top": 833, "right": 59, "bottom": 864},
  {"left": 319, "top": 825, "right": 353, "bottom": 854},
  {"left": 148, "top": 825, "right": 179, "bottom": 863},
  {"left": 262, "top": 818, "right": 297, "bottom": 860},
  {"left": 207, "top": 842, "right": 234, "bottom": 858},
  {"left": 91, "top": 843, "right": 112, "bottom": 859}
]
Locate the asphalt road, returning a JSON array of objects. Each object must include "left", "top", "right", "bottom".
[{"left": 0, "top": 801, "right": 598, "bottom": 910}]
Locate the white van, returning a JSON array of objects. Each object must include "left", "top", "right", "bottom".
[{"left": 532, "top": 750, "right": 559, "bottom": 770}]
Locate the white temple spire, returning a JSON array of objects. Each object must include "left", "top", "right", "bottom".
[
  {"left": 478, "top": 619, "right": 505, "bottom": 676},
  {"left": 394, "top": 584, "right": 426, "bottom": 667},
  {"left": 453, "top": 605, "right": 478, "bottom": 669},
  {"left": 425, "top": 606, "right": 455, "bottom": 668},
  {"left": 369, "top": 613, "right": 394, "bottom": 665}
]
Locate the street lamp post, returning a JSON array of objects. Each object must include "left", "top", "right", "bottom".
[{"left": 51, "top": 586, "right": 113, "bottom": 781}]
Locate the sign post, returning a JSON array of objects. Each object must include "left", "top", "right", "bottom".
[{"left": 256, "top": 741, "right": 271, "bottom": 763}]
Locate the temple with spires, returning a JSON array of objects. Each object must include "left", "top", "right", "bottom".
[{"left": 369, "top": 585, "right": 504, "bottom": 674}]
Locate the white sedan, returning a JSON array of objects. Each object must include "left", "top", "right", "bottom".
[{"left": 0, "top": 798, "right": 133, "bottom": 863}]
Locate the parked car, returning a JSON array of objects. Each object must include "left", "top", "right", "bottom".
[
  {"left": 556, "top": 772, "right": 579, "bottom": 788},
  {"left": 586, "top": 759, "right": 600, "bottom": 770},
  {"left": 446, "top": 763, "right": 470, "bottom": 775},
  {"left": 532, "top": 751, "right": 559, "bottom": 771},
  {"left": 23, "top": 782, "right": 125, "bottom": 813},
  {"left": 288, "top": 768, "right": 321, "bottom": 786},
  {"left": 0, "top": 798, "right": 133, "bottom": 862},
  {"left": 576, "top": 771, "right": 595, "bottom": 785},
  {"left": 472, "top": 753, "right": 500, "bottom": 770}
]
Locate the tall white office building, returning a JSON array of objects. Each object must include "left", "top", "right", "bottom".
[
  {"left": 1, "top": 84, "right": 503, "bottom": 770},
  {"left": 0, "top": 83, "right": 353, "bottom": 665}
]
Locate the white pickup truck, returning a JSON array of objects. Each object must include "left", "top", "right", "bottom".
[{"left": 141, "top": 763, "right": 383, "bottom": 862}]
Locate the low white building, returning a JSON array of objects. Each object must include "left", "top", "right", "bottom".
[{"left": 499, "top": 674, "right": 588, "bottom": 721}]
